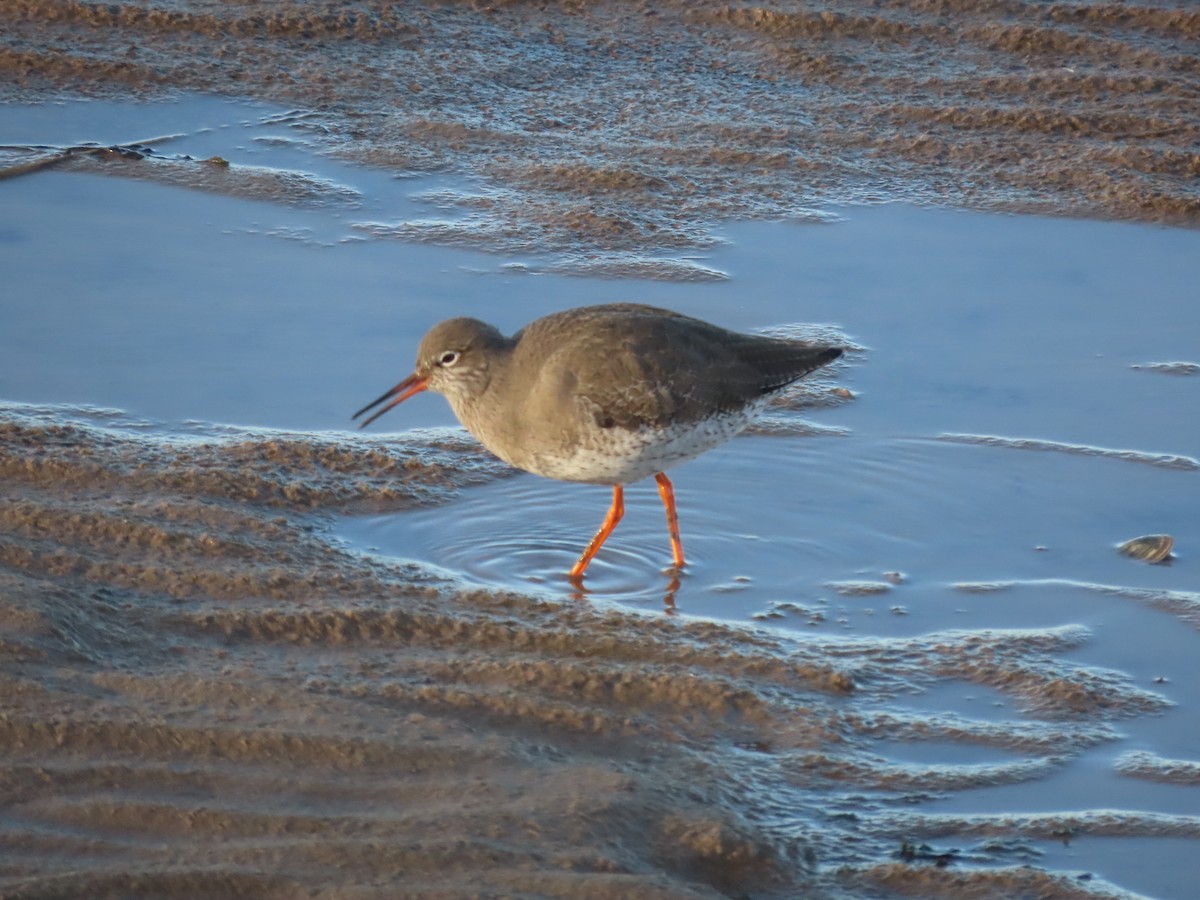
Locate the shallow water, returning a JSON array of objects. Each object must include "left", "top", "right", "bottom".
[{"left": 4, "top": 95, "right": 1200, "bottom": 898}]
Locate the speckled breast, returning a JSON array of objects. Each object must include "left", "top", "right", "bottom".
[{"left": 526, "top": 402, "right": 766, "bottom": 485}]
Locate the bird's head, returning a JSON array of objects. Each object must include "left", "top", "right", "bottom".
[{"left": 353, "top": 317, "right": 508, "bottom": 428}]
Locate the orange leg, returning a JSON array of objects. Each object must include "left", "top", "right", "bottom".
[
  {"left": 569, "top": 484, "right": 624, "bottom": 580},
  {"left": 654, "top": 472, "right": 686, "bottom": 570}
]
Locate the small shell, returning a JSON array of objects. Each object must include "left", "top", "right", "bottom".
[{"left": 1118, "top": 534, "right": 1174, "bottom": 563}]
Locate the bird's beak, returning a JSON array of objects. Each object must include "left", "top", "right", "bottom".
[{"left": 352, "top": 372, "right": 429, "bottom": 428}]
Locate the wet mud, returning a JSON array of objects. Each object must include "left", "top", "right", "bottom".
[
  {"left": 1, "top": 404, "right": 1188, "bottom": 897},
  {"left": 2, "top": 0, "right": 1197, "bottom": 274},
  {"left": 937, "top": 433, "right": 1200, "bottom": 471},
  {"left": 0, "top": 148, "right": 364, "bottom": 228}
]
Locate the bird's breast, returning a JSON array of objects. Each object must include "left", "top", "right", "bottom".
[{"left": 518, "top": 404, "right": 763, "bottom": 485}]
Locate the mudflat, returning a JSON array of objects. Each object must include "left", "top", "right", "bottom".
[{"left": 2, "top": 2, "right": 1199, "bottom": 898}]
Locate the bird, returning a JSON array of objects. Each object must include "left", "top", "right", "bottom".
[{"left": 354, "top": 303, "right": 843, "bottom": 582}]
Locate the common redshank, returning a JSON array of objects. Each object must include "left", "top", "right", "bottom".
[{"left": 354, "top": 303, "right": 842, "bottom": 581}]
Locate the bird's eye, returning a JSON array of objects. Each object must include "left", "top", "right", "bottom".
[{"left": 438, "top": 350, "right": 460, "bottom": 367}]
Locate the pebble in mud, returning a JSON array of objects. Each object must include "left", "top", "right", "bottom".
[
  {"left": 827, "top": 580, "right": 893, "bottom": 596},
  {"left": 1117, "top": 533, "right": 1175, "bottom": 564}
]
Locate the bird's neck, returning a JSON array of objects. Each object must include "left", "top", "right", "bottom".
[{"left": 445, "top": 346, "right": 513, "bottom": 437}]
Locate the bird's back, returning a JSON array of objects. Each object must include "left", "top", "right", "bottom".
[
  {"left": 516, "top": 303, "right": 839, "bottom": 425},
  {"left": 474, "top": 304, "right": 841, "bottom": 483}
]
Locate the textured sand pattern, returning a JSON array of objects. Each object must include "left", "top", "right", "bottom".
[
  {"left": 1, "top": 0, "right": 1196, "bottom": 273},
  {"left": 1, "top": 407, "right": 1178, "bottom": 897}
]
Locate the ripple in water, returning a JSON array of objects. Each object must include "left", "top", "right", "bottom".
[
  {"left": 340, "top": 431, "right": 878, "bottom": 608},
  {"left": 346, "top": 475, "right": 705, "bottom": 612}
]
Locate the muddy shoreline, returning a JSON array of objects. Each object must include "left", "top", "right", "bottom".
[{"left": 5, "top": 407, "right": 1179, "bottom": 898}]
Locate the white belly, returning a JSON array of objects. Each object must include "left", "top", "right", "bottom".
[{"left": 525, "top": 405, "right": 763, "bottom": 485}]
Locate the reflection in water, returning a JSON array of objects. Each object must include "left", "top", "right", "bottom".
[
  {"left": 567, "top": 569, "right": 682, "bottom": 613},
  {"left": 662, "top": 571, "right": 682, "bottom": 614}
]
